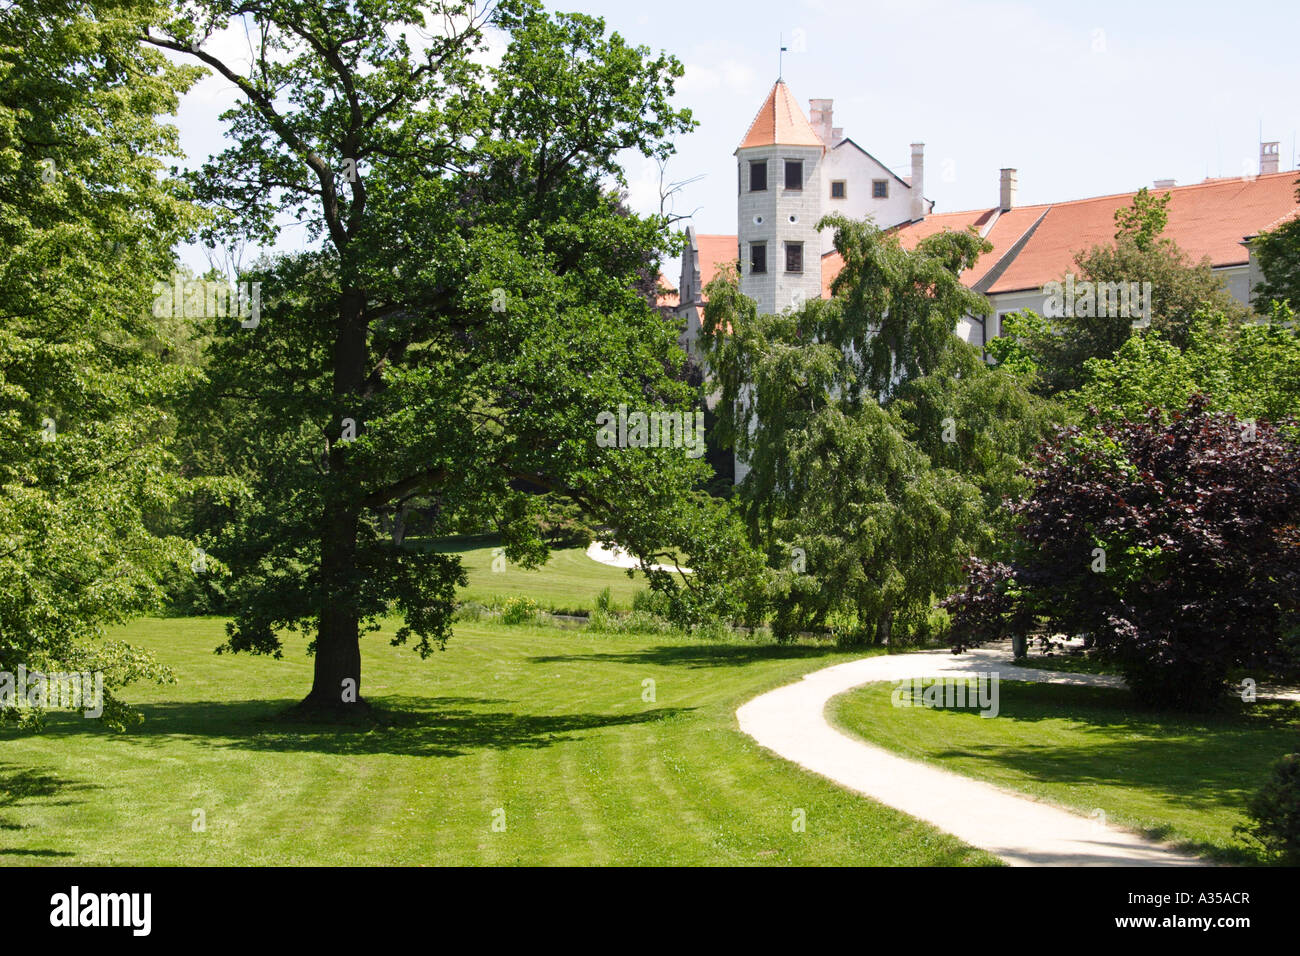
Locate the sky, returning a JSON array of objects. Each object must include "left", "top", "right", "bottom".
[{"left": 171, "top": 0, "right": 1300, "bottom": 271}]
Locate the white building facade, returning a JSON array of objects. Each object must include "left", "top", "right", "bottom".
[{"left": 664, "top": 84, "right": 1299, "bottom": 485}]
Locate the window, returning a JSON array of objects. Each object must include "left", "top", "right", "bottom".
[
  {"left": 749, "top": 161, "right": 767, "bottom": 192},
  {"left": 872, "top": 179, "right": 888, "bottom": 199},
  {"left": 784, "top": 160, "right": 803, "bottom": 190},
  {"left": 830, "top": 180, "right": 846, "bottom": 199},
  {"left": 995, "top": 312, "right": 1012, "bottom": 341},
  {"left": 750, "top": 242, "right": 767, "bottom": 274},
  {"left": 785, "top": 242, "right": 803, "bottom": 274}
]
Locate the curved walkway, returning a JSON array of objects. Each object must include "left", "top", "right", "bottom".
[
  {"left": 585, "top": 541, "right": 692, "bottom": 574},
  {"left": 736, "top": 648, "right": 1204, "bottom": 866}
]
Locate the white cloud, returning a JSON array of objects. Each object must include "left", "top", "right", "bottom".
[
  {"left": 679, "top": 58, "right": 757, "bottom": 97},
  {"left": 622, "top": 157, "right": 665, "bottom": 218}
]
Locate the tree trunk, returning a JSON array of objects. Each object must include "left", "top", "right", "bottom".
[
  {"left": 300, "top": 507, "right": 365, "bottom": 715},
  {"left": 877, "top": 607, "right": 893, "bottom": 647},
  {"left": 296, "top": 289, "right": 368, "bottom": 718},
  {"left": 391, "top": 504, "right": 409, "bottom": 546}
]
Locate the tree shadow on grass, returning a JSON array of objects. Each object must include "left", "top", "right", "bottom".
[
  {"left": 929, "top": 737, "right": 1271, "bottom": 865},
  {"left": 36, "top": 695, "right": 696, "bottom": 758},
  {"left": 900, "top": 684, "right": 1299, "bottom": 865},
  {"left": 528, "top": 642, "right": 852, "bottom": 670},
  {"left": 954, "top": 682, "right": 1300, "bottom": 732},
  {"left": 0, "top": 762, "right": 95, "bottom": 859}
]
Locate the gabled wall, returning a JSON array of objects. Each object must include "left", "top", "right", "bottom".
[{"left": 819, "top": 139, "right": 930, "bottom": 254}]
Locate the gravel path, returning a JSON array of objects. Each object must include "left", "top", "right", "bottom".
[
  {"left": 585, "top": 541, "right": 692, "bottom": 574},
  {"left": 736, "top": 647, "right": 1206, "bottom": 866}
]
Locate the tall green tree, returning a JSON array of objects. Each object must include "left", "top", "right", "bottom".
[
  {"left": 0, "top": 0, "right": 204, "bottom": 728},
  {"left": 1004, "top": 188, "right": 1249, "bottom": 394},
  {"left": 1070, "top": 304, "right": 1300, "bottom": 426},
  {"left": 148, "top": 0, "right": 744, "bottom": 714},
  {"left": 1252, "top": 177, "right": 1300, "bottom": 311}
]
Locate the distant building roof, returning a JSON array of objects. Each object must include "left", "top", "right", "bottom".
[
  {"left": 821, "top": 171, "right": 1300, "bottom": 297},
  {"left": 655, "top": 272, "right": 679, "bottom": 309},
  {"left": 693, "top": 233, "right": 738, "bottom": 298},
  {"left": 820, "top": 249, "right": 843, "bottom": 299},
  {"left": 976, "top": 171, "right": 1299, "bottom": 294}
]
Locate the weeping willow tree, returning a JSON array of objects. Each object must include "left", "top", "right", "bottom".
[{"left": 702, "top": 216, "right": 1054, "bottom": 644}]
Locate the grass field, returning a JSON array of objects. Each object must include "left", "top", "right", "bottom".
[
  {"left": 427, "top": 535, "right": 659, "bottom": 613},
  {"left": 0, "top": 617, "right": 998, "bottom": 866},
  {"left": 829, "top": 680, "right": 1300, "bottom": 864}
]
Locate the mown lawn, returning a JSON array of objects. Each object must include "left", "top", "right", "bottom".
[
  {"left": 423, "top": 535, "right": 662, "bottom": 613},
  {"left": 0, "top": 617, "right": 998, "bottom": 866},
  {"left": 829, "top": 680, "right": 1300, "bottom": 864}
]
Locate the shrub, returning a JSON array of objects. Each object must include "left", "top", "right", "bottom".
[
  {"left": 453, "top": 601, "right": 491, "bottom": 622},
  {"left": 585, "top": 608, "right": 677, "bottom": 636},
  {"left": 584, "top": 608, "right": 618, "bottom": 633},
  {"left": 622, "top": 610, "right": 676, "bottom": 634},
  {"left": 160, "top": 560, "right": 235, "bottom": 617},
  {"left": 945, "top": 396, "right": 1300, "bottom": 709},
  {"left": 1237, "top": 753, "right": 1300, "bottom": 865},
  {"left": 690, "top": 619, "right": 731, "bottom": 641},
  {"left": 942, "top": 558, "right": 1032, "bottom": 656},
  {"left": 891, "top": 604, "right": 953, "bottom": 647},
  {"left": 538, "top": 496, "right": 595, "bottom": 549},
  {"left": 631, "top": 588, "right": 671, "bottom": 617},
  {"left": 594, "top": 586, "right": 613, "bottom": 614},
  {"left": 500, "top": 596, "right": 539, "bottom": 626}
]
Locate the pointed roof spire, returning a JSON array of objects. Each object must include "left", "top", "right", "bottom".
[{"left": 737, "top": 80, "right": 825, "bottom": 151}]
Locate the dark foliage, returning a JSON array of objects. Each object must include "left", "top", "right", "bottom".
[
  {"left": 946, "top": 395, "right": 1300, "bottom": 709},
  {"left": 1237, "top": 752, "right": 1300, "bottom": 865}
]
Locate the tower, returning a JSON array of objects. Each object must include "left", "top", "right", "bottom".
[{"left": 735, "top": 80, "right": 826, "bottom": 317}]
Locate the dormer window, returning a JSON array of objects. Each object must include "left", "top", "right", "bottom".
[
  {"left": 749, "top": 161, "right": 768, "bottom": 192},
  {"left": 784, "top": 160, "right": 803, "bottom": 190}
]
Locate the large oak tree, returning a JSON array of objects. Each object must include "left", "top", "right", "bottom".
[{"left": 146, "top": 0, "right": 747, "bottom": 714}]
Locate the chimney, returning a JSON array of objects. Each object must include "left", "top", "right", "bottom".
[
  {"left": 999, "top": 168, "right": 1018, "bottom": 211},
  {"left": 830, "top": 126, "right": 843, "bottom": 146},
  {"left": 1153, "top": 178, "right": 1176, "bottom": 189},
  {"left": 808, "top": 99, "right": 834, "bottom": 146},
  {"left": 910, "top": 143, "right": 925, "bottom": 220},
  {"left": 1261, "top": 141, "right": 1280, "bottom": 175}
]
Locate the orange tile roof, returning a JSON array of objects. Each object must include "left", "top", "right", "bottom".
[
  {"left": 821, "top": 250, "right": 844, "bottom": 299},
  {"left": 1255, "top": 208, "right": 1300, "bottom": 234},
  {"left": 891, "top": 209, "right": 993, "bottom": 247},
  {"left": 881, "top": 171, "right": 1300, "bottom": 296},
  {"left": 738, "top": 80, "right": 826, "bottom": 151},
  {"left": 695, "top": 233, "right": 738, "bottom": 296},
  {"left": 962, "top": 207, "right": 1049, "bottom": 288},
  {"left": 985, "top": 173, "right": 1298, "bottom": 294},
  {"left": 655, "top": 271, "right": 679, "bottom": 309}
]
